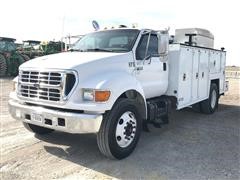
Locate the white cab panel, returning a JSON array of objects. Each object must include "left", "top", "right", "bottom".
[{"left": 135, "top": 57, "right": 168, "bottom": 98}]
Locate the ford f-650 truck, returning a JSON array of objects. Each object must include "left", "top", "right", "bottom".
[{"left": 9, "top": 27, "right": 228, "bottom": 159}]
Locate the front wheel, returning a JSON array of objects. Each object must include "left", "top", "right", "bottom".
[
  {"left": 23, "top": 122, "right": 54, "bottom": 135},
  {"left": 97, "top": 98, "right": 142, "bottom": 159}
]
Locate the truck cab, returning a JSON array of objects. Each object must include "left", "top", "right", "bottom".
[{"left": 9, "top": 28, "right": 227, "bottom": 159}]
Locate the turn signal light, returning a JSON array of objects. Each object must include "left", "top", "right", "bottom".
[{"left": 95, "top": 90, "right": 111, "bottom": 102}]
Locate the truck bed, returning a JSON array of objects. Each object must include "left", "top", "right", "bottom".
[{"left": 166, "top": 44, "right": 226, "bottom": 109}]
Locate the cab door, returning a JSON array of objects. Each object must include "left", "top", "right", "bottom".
[{"left": 134, "top": 32, "right": 168, "bottom": 98}]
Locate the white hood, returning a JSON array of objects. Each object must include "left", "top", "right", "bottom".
[{"left": 19, "top": 52, "right": 125, "bottom": 70}]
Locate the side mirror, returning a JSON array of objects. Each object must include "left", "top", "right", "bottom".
[{"left": 158, "top": 31, "right": 169, "bottom": 57}]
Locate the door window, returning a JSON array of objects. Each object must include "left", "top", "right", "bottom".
[{"left": 136, "top": 34, "right": 158, "bottom": 60}]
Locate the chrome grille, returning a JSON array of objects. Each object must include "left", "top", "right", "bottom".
[
  {"left": 20, "top": 71, "right": 62, "bottom": 85},
  {"left": 19, "top": 85, "right": 61, "bottom": 101},
  {"left": 18, "top": 70, "right": 75, "bottom": 102}
]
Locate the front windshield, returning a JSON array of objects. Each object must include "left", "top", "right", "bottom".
[
  {"left": 0, "top": 41, "right": 16, "bottom": 51},
  {"left": 72, "top": 29, "right": 140, "bottom": 53}
]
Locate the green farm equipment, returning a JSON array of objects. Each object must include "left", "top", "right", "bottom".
[
  {"left": 18, "top": 40, "right": 44, "bottom": 59},
  {"left": 0, "top": 37, "right": 29, "bottom": 77},
  {"left": 40, "top": 41, "right": 65, "bottom": 55}
]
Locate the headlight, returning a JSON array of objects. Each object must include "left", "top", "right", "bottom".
[
  {"left": 83, "top": 89, "right": 111, "bottom": 102},
  {"left": 83, "top": 89, "right": 95, "bottom": 101}
]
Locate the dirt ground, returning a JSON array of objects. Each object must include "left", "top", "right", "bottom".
[{"left": 0, "top": 78, "right": 239, "bottom": 180}]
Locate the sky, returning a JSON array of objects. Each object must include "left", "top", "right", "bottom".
[{"left": 0, "top": 0, "right": 239, "bottom": 66}]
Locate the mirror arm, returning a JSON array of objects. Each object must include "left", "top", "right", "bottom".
[{"left": 148, "top": 55, "right": 152, "bottom": 64}]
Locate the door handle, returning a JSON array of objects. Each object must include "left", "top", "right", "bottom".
[
  {"left": 196, "top": 73, "right": 198, "bottom": 79},
  {"left": 183, "top": 73, "right": 186, "bottom": 81},
  {"left": 163, "top": 63, "right": 167, "bottom": 71}
]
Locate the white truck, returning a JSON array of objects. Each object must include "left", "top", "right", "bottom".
[{"left": 9, "top": 27, "right": 228, "bottom": 159}]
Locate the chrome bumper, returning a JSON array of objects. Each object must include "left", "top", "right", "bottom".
[{"left": 8, "top": 99, "right": 103, "bottom": 134}]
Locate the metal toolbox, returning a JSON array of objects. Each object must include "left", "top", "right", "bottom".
[{"left": 174, "top": 28, "right": 214, "bottom": 48}]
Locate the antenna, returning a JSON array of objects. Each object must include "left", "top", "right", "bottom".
[
  {"left": 61, "top": 16, "right": 65, "bottom": 51},
  {"left": 92, "top": 20, "right": 100, "bottom": 31}
]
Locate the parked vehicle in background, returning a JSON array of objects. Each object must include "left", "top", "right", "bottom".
[
  {"left": 18, "top": 40, "right": 43, "bottom": 59},
  {"left": 0, "top": 37, "right": 29, "bottom": 77},
  {"left": 41, "top": 41, "right": 65, "bottom": 55},
  {"left": 9, "top": 27, "right": 228, "bottom": 159}
]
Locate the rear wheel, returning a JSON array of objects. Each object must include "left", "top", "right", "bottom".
[
  {"left": 0, "top": 54, "right": 7, "bottom": 77},
  {"left": 200, "top": 83, "right": 219, "bottom": 114},
  {"left": 97, "top": 98, "right": 142, "bottom": 159},
  {"left": 23, "top": 122, "right": 54, "bottom": 135}
]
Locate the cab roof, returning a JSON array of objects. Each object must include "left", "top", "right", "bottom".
[
  {"left": 23, "top": 40, "right": 41, "bottom": 44},
  {"left": 0, "top": 37, "right": 16, "bottom": 42}
]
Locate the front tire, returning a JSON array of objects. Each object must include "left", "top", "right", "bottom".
[
  {"left": 97, "top": 98, "right": 142, "bottom": 159},
  {"left": 23, "top": 122, "right": 54, "bottom": 135},
  {"left": 200, "top": 83, "right": 219, "bottom": 114}
]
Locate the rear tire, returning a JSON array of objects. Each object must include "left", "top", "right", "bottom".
[
  {"left": 200, "top": 83, "right": 219, "bottom": 114},
  {"left": 0, "top": 54, "right": 7, "bottom": 77},
  {"left": 97, "top": 98, "right": 142, "bottom": 159},
  {"left": 23, "top": 122, "right": 54, "bottom": 135}
]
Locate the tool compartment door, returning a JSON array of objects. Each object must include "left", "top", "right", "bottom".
[
  {"left": 191, "top": 49, "right": 199, "bottom": 102},
  {"left": 177, "top": 47, "right": 193, "bottom": 107},
  {"left": 220, "top": 51, "right": 226, "bottom": 93},
  {"left": 210, "top": 50, "right": 221, "bottom": 74},
  {"left": 198, "top": 49, "right": 209, "bottom": 100}
]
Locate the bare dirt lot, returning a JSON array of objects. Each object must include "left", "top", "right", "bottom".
[{"left": 0, "top": 78, "right": 239, "bottom": 180}]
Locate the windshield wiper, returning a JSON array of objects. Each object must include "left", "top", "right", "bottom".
[{"left": 84, "top": 48, "right": 113, "bottom": 52}]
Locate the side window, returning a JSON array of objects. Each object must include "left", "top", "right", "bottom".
[
  {"left": 136, "top": 35, "right": 148, "bottom": 60},
  {"left": 148, "top": 35, "right": 158, "bottom": 56},
  {"left": 136, "top": 34, "right": 158, "bottom": 60}
]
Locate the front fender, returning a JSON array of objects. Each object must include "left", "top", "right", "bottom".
[{"left": 80, "top": 71, "right": 147, "bottom": 113}]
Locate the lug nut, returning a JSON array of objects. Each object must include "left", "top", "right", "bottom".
[{"left": 117, "top": 136, "right": 121, "bottom": 141}]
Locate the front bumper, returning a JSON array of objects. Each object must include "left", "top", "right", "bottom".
[{"left": 8, "top": 99, "right": 103, "bottom": 134}]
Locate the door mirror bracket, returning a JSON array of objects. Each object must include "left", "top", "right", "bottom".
[{"left": 158, "top": 29, "right": 169, "bottom": 61}]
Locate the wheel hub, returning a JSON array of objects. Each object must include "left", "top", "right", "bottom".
[
  {"left": 211, "top": 90, "right": 217, "bottom": 109},
  {"left": 115, "top": 111, "right": 137, "bottom": 148},
  {"left": 125, "top": 123, "right": 133, "bottom": 136}
]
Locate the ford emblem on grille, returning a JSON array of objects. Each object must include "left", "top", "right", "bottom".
[{"left": 33, "top": 83, "right": 40, "bottom": 88}]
